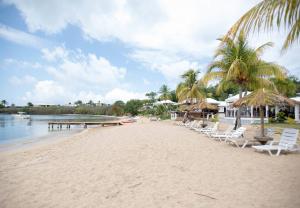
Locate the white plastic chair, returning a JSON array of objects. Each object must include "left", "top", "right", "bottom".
[{"left": 252, "top": 128, "right": 299, "bottom": 156}]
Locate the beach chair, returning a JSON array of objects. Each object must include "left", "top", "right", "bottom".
[
  {"left": 178, "top": 120, "right": 190, "bottom": 126},
  {"left": 203, "top": 123, "right": 220, "bottom": 137},
  {"left": 225, "top": 127, "right": 247, "bottom": 147},
  {"left": 252, "top": 128, "right": 299, "bottom": 156},
  {"left": 186, "top": 120, "right": 197, "bottom": 128},
  {"left": 210, "top": 125, "right": 234, "bottom": 140},
  {"left": 196, "top": 122, "right": 219, "bottom": 134},
  {"left": 191, "top": 121, "right": 204, "bottom": 130},
  {"left": 189, "top": 120, "right": 201, "bottom": 129}
]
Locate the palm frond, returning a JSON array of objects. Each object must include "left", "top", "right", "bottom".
[{"left": 225, "top": 0, "right": 300, "bottom": 51}]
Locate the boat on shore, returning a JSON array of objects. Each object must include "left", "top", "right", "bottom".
[{"left": 12, "top": 112, "right": 31, "bottom": 119}]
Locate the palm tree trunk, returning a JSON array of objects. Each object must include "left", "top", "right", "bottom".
[
  {"left": 259, "top": 105, "right": 265, "bottom": 137},
  {"left": 234, "top": 88, "right": 243, "bottom": 129}
]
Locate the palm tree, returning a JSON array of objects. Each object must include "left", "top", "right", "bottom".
[
  {"left": 1, "top": 100, "right": 7, "bottom": 107},
  {"left": 159, "top": 85, "right": 171, "bottom": 100},
  {"left": 203, "top": 34, "right": 286, "bottom": 129},
  {"left": 145, "top": 92, "right": 157, "bottom": 103},
  {"left": 176, "top": 69, "right": 204, "bottom": 103},
  {"left": 226, "top": 0, "right": 300, "bottom": 51}
]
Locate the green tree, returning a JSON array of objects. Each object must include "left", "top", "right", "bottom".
[
  {"left": 111, "top": 100, "right": 125, "bottom": 116},
  {"left": 145, "top": 92, "right": 157, "bottom": 103},
  {"left": 176, "top": 69, "right": 204, "bottom": 103},
  {"left": 1, "top": 100, "right": 7, "bottom": 107},
  {"left": 289, "top": 75, "right": 300, "bottom": 93},
  {"left": 272, "top": 76, "right": 297, "bottom": 97},
  {"left": 170, "top": 90, "right": 178, "bottom": 102},
  {"left": 87, "top": 100, "right": 95, "bottom": 106},
  {"left": 74, "top": 100, "right": 83, "bottom": 106},
  {"left": 203, "top": 34, "right": 285, "bottom": 129},
  {"left": 159, "top": 85, "right": 171, "bottom": 100},
  {"left": 226, "top": 0, "right": 300, "bottom": 51},
  {"left": 124, "top": 99, "right": 143, "bottom": 116},
  {"left": 27, "top": 102, "right": 34, "bottom": 107}
]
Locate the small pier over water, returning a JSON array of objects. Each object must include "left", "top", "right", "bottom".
[{"left": 48, "top": 121, "right": 123, "bottom": 130}]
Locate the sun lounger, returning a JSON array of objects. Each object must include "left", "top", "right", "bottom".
[
  {"left": 252, "top": 128, "right": 299, "bottom": 156},
  {"left": 185, "top": 120, "right": 196, "bottom": 128},
  {"left": 189, "top": 120, "right": 201, "bottom": 129},
  {"left": 196, "top": 122, "right": 219, "bottom": 134},
  {"left": 210, "top": 125, "right": 234, "bottom": 140},
  {"left": 225, "top": 127, "right": 247, "bottom": 147}
]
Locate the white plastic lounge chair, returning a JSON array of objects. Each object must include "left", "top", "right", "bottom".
[
  {"left": 179, "top": 120, "right": 191, "bottom": 127},
  {"left": 252, "top": 128, "right": 299, "bottom": 156},
  {"left": 191, "top": 121, "right": 202, "bottom": 130},
  {"left": 225, "top": 127, "right": 247, "bottom": 147},
  {"left": 185, "top": 120, "right": 196, "bottom": 128},
  {"left": 189, "top": 120, "right": 201, "bottom": 129},
  {"left": 203, "top": 123, "right": 220, "bottom": 137},
  {"left": 196, "top": 122, "right": 219, "bottom": 134},
  {"left": 210, "top": 125, "right": 234, "bottom": 140}
]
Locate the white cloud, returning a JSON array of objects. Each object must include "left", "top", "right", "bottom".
[
  {"left": 1, "top": 58, "right": 42, "bottom": 70},
  {"left": 41, "top": 46, "right": 69, "bottom": 61},
  {"left": 42, "top": 47, "right": 127, "bottom": 91},
  {"left": 143, "top": 78, "right": 150, "bottom": 85},
  {"left": 21, "top": 46, "right": 145, "bottom": 104},
  {"left": 130, "top": 50, "right": 205, "bottom": 85},
  {"left": 4, "top": 0, "right": 300, "bottom": 79},
  {"left": 9, "top": 75, "right": 37, "bottom": 86},
  {"left": 103, "top": 88, "right": 145, "bottom": 103},
  {"left": 0, "top": 23, "right": 48, "bottom": 48},
  {"left": 23, "top": 80, "right": 66, "bottom": 104},
  {"left": 22, "top": 82, "right": 145, "bottom": 104}
]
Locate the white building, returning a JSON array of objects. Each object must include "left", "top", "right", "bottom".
[
  {"left": 221, "top": 92, "right": 300, "bottom": 124},
  {"left": 291, "top": 97, "right": 300, "bottom": 122}
]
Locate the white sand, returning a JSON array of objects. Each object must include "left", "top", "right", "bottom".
[{"left": 0, "top": 120, "right": 300, "bottom": 208}]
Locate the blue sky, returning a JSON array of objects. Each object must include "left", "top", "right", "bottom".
[{"left": 0, "top": 0, "right": 299, "bottom": 105}]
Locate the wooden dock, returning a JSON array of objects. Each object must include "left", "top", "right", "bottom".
[{"left": 48, "top": 121, "right": 123, "bottom": 130}]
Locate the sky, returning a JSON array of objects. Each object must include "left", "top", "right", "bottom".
[{"left": 0, "top": 0, "right": 299, "bottom": 105}]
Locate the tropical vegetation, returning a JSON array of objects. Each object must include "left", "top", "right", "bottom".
[
  {"left": 226, "top": 0, "right": 300, "bottom": 51},
  {"left": 203, "top": 33, "right": 286, "bottom": 128}
]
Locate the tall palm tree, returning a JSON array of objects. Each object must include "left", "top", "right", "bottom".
[
  {"left": 145, "top": 91, "right": 157, "bottom": 103},
  {"left": 1, "top": 100, "right": 7, "bottom": 107},
  {"left": 226, "top": 0, "right": 300, "bottom": 51},
  {"left": 159, "top": 85, "right": 171, "bottom": 100},
  {"left": 176, "top": 69, "right": 204, "bottom": 103},
  {"left": 203, "top": 34, "right": 286, "bottom": 129}
]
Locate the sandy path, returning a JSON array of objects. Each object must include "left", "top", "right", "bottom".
[{"left": 0, "top": 120, "right": 300, "bottom": 208}]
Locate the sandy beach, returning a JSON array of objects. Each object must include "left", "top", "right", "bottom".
[{"left": 0, "top": 119, "right": 300, "bottom": 208}]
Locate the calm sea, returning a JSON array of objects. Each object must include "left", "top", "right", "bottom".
[{"left": 0, "top": 114, "right": 117, "bottom": 147}]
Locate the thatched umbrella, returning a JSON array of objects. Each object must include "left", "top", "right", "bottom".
[
  {"left": 194, "top": 100, "right": 218, "bottom": 126},
  {"left": 233, "top": 88, "right": 295, "bottom": 142}
]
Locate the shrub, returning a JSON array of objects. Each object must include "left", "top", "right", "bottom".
[
  {"left": 211, "top": 114, "right": 219, "bottom": 122},
  {"left": 286, "top": 117, "right": 296, "bottom": 125},
  {"left": 276, "top": 112, "right": 286, "bottom": 123},
  {"left": 268, "top": 117, "right": 276, "bottom": 123}
]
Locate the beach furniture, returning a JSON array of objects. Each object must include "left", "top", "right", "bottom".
[
  {"left": 191, "top": 121, "right": 203, "bottom": 130},
  {"left": 185, "top": 120, "right": 196, "bottom": 128},
  {"left": 196, "top": 122, "right": 219, "bottom": 134},
  {"left": 210, "top": 125, "right": 234, "bottom": 140},
  {"left": 225, "top": 127, "right": 247, "bottom": 147},
  {"left": 252, "top": 128, "right": 299, "bottom": 156},
  {"left": 189, "top": 120, "right": 201, "bottom": 129}
]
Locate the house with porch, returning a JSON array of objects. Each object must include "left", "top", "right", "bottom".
[{"left": 221, "top": 92, "right": 300, "bottom": 124}]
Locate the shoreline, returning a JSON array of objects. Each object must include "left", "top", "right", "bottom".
[{"left": 1, "top": 120, "right": 300, "bottom": 208}]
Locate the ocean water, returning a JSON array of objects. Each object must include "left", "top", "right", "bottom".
[{"left": 0, "top": 114, "right": 117, "bottom": 146}]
